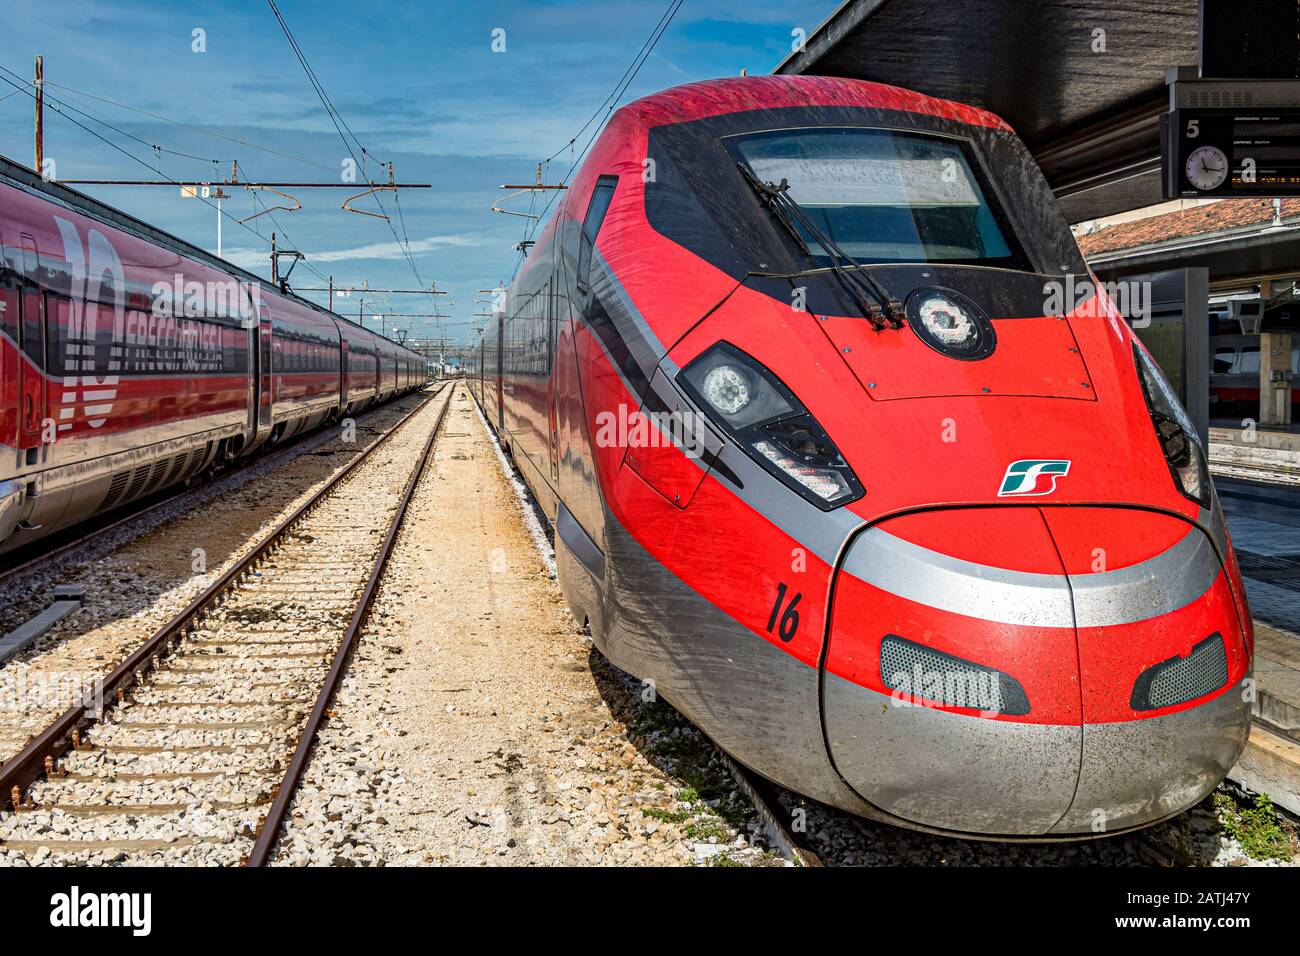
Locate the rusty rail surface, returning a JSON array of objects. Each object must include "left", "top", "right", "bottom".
[{"left": 0, "top": 384, "right": 446, "bottom": 816}]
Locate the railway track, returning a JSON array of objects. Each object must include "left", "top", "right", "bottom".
[
  {"left": 0, "top": 384, "right": 451, "bottom": 866},
  {"left": 1209, "top": 461, "right": 1300, "bottom": 486},
  {"left": 717, "top": 754, "right": 823, "bottom": 866},
  {"left": 0, "top": 391, "right": 435, "bottom": 766}
]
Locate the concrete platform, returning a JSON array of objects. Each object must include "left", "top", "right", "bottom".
[
  {"left": 1210, "top": 423, "right": 1300, "bottom": 485},
  {"left": 0, "top": 585, "right": 86, "bottom": 664},
  {"left": 1254, "top": 624, "right": 1300, "bottom": 739},
  {"left": 1231, "top": 726, "right": 1300, "bottom": 821},
  {"left": 1216, "top": 476, "right": 1300, "bottom": 812}
]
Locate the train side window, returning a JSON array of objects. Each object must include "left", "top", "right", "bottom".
[
  {"left": 543, "top": 279, "right": 554, "bottom": 374},
  {"left": 1213, "top": 348, "right": 1235, "bottom": 374},
  {"left": 576, "top": 176, "right": 617, "bottom": 296},
  {"left": 1238, "top": 347, "right": 1260, "bottom": 374},
  {"left": 21, "top": 289, "right": 45, "bottom": 369},
  {"left": 0, "top": 283, "right": 17, "bottom": 345}
]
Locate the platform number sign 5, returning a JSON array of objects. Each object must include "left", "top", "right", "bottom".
[
  {"left": 767, "top": 582, "right": 802, "bottom": 643},
  {"left": 1164, "top": 108, "right": 1298, "bottom": 199}
]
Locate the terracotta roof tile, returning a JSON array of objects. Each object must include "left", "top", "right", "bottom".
[{"left": 1077, "top": 198, "right": 1300, "bottom": 258}]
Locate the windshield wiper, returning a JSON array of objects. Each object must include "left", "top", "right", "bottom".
[{"left": 738, "top": 165, "right": 905, "bottom": 331}]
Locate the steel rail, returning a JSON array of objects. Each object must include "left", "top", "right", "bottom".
[
  {"left": 717, "top": 752, "right": 823, "bottom": 867},
  {"left": 246, "top": 386, "right": 453, "bottom": 865},
  {"left": 0, "top": 384, "right": 447, "bottom": 814},
  {"left": 0, "top": 387, "right": 440, "bottom": 591}
]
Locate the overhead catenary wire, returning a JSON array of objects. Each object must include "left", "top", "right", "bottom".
[
  {"left": 512, "top": 0, "right": 684, "bottom": 281},
  {"left": 40, "top": 79, "right": 338, "bottom": 173},
  {"left": 0, "top": 66, "right": 374, "bottom": 315},
  {"left": 0, "top": 64, "right": 229, "bottom": 171},
  {"left": 265, "top": 0, "right": 438, "bottom": 313},
  {"left": 1, "top": 63, "right": 432, "bottom": 342},
  {"left": 246, "top": 180, "right": 330, "bottom": 286},
  {"left": 540, "top": 0, "right": 683, "bottom": 167},
  {"left": 265, "top": 0, "right": 382, "bottom": 174},
  {"left": 0, "top": 67, "right": 292, "bottom": 260}
]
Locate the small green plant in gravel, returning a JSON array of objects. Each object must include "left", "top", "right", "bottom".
[
  {"left": 1214, "top": 792, "right": 1294, "bottom": 862},
  {"left": 625, "top": 689, "right": 770, "bottom": 859},
  {"left": 642, "top": 806, "right": 690, "bottom": 824},
  {"left": 684, "top": 817, "right": 732, "bottom": 843}
]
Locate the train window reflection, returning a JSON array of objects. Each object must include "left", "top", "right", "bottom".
[{"left": 729, "top": 127, "right": 1030, "bottom": 270}]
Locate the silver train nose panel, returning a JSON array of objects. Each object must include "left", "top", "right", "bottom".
[
  {"left": 823, "top": 673, "right": 1082, "bottom": 834},
  {"left": 821, "top": 506, "right": 1251, "bottom": 837},
  {"left": 822, "top": 509, "right": 1084, "bottom": 835},
  {"left": 1049, "top": 685, "right": 1252, "bottom": 834}
]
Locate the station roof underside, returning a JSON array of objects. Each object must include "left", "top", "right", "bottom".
[{"left": 775, "top": 0, "right": 1198, "bottom": 223}]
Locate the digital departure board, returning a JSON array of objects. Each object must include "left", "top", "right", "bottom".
[{"left": 1163, "top": 107, "right": 1300, "bottom": 198}]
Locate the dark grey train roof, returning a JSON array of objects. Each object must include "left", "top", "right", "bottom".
[{"left": 0, "top": 153, "right": 416, "bottom": 352}]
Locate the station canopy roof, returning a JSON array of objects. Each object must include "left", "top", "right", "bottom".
[{"left": 775, "top": 0, "right": 1199, "bottom": 223}]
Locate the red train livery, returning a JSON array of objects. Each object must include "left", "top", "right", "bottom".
[
  {"left": 471, "top": 76, "right": 1254, "bottom": 839},
  {"left": 0, "top": 156, "right": 426, "bottom": 556}
]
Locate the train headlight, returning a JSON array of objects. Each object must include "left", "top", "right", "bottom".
[
  {"left": 1133, "top": 342, "right": 1210, "bottom": 507},
  {"left": 701, "top": 365, "right": 751, "bottom": 415},
  {"left": 906, "top": 289, "right": 996, "bottom": 360},
  {"left": 679, "top": 342, "right": 864, "bottom": 510}
]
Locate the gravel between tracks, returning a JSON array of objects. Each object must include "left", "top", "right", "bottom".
[{"left": 273, "top": 386, "right": 778, "bottom": 866}]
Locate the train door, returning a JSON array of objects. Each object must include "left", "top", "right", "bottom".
[
  {"left": 18, "top": 236, "right": 44, "bottom": 464},
  {"left": 495, "top": 313, "right": 504, "bottom": 431},
  {"left": 255, "top": 304, "right": 273, "bottom": 439},
  {"left": 339, "top": 338, "right": 350, "bottom": 412},
  {"left": 546, "top": 277, "right": 559, "bottom": 481}
]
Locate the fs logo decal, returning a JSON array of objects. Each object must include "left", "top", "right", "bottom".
[{"left": 998, "top": 459, "right": 1071, "bottom": 497}]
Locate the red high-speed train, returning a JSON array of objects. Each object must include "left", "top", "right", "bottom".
[
  {"left": 0, "top": 156, "right": 427, "bottom": 557},
  {"left": 471, "top": 76, "right": 1254, "bottom": 839}
]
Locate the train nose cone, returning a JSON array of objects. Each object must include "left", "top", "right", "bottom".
[
  {"left": 822, "top": 507, "right": 1252, "bottom": 837},
  {"left": 1040, "top": 508, "right": 1252, "bottom": 834},
  {"left": 823, "top": 509, "right": 1083, "bottom": 835}
]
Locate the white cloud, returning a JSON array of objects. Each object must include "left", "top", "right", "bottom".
[{"left": 221, "top": 235, "right": 482, "bottom": 269}]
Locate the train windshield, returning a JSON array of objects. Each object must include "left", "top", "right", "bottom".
[{"left": 728, "top": 127, "right": 1031, "bottom": 270}]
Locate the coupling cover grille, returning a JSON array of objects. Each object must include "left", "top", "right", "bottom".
[
  {"left": 1131, "top": 632, "right": 1229, "bottom": 711},
  {"left": 879, "top": 634, "right": 1029, "bottom": 716}
]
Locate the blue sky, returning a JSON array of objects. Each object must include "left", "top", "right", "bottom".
[{"left": 0, "top": 0, "right": 831, "bottom": 347}]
